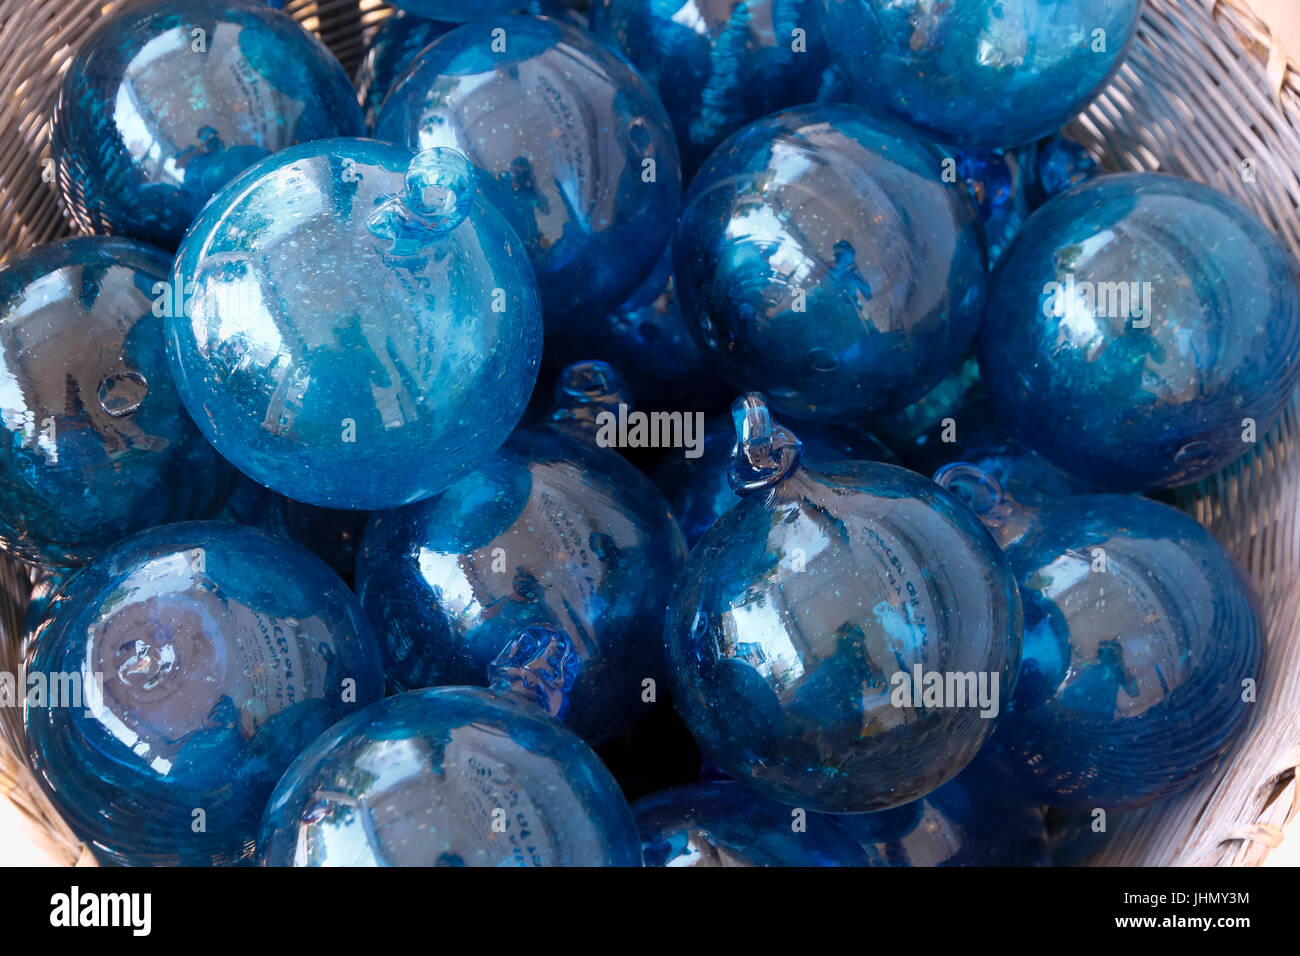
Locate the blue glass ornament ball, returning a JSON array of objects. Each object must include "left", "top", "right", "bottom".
[
  {"left": 356, "top": 4, "right": 589, "bottom": 130},
  {"left": 664, "top": 395, "right": 1022, "bottom": 813},
  {"left": 819, "top": 0, "right": 1144, "bottom": 148},
  {"left": 50, "top": 0, "right": 363, "bottom": 247},
  {"left": 1032, "top": 135, "right": 1101, "bottom": 204},
  {"left": 374, "top": 15, "right": 682, "bottom": 323},
  {"left": 674, "top": 104, "right": 986, "bottom": 420},
  {"left": 981, "top": 173, "right": 1300, "bottom": 491},
  {"left": 968, "top": 490, "right": 1263, "bottom": 808},
  {"left": 167, "top": 139, "right": 542, "bottom": 510},
  {"left": 23, "top": 521, "right": 385, "bottom": 865},
  {"left": 0, "top": 238, "right": 233, "bottom": 569},
  {"left": 390, "top": 0, "right": 521, "bottom": 22},
  {"left": 591, "top": 0, "right": 831, "bottom": 174},
  {"left": 357, "top": 423, "right": 687, "bottom": 745},
  {"left": 833, "top": 754, "right": 1049, "bottom": 866},
  {"left": 634, "top": 781, "right": 869, "bottom": 866},
  {"left": 258, "top": 686, "right": 644, "bottom": 866},
  {"left": 654, "top": 412, "right": 898, "bottom": 547}
]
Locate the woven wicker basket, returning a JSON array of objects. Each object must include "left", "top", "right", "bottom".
[{"left": 1, "top": 0, "right": 1298, "bottom": 867}]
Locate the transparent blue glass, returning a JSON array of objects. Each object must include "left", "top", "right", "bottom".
[
  {"left": 654, "top": 412, "right": 897, "bottom": 547},
  {"left": 935, "top": 467, "right": 1264, "bottom": 808},
  {"left": 258, "top": 668, "right": 644, "bottom": 866},
  {"left": 664, "top": 394, "right": 1022, "bottom": 813},
  {"left": 391, "top": 0, "right": 521, "bottom": 21},
  {"left": 374, "top": 15, "right": 682, "bottom": 323},
  {"left": 543, "top": 248, "right": 731, "bottom": 413},
  {"left": 357, "top": 364, "right": 688, "bottom": 745},
  {"left": 955, "top": 145, "right": 1035, "bottom": 265},
  {"left": 673, "top": 104, "right": 986, "bottom": 420},
  {"left": 50, "top": 0, "right": 363, "bottom": 247},
  {"left": 356, "top": 4, "right": 588, "bottom": 130},
  {"left": 832, "top": 753, "right": 1049, "bottom": 866},
  {"left": 23, "top": 521, "right": 385, "bottom": 865},
  {"left": 591, "top": 0, "right": 831, "bottom": 174},
  {"left": 819, "top": 0, "right": 1144, "bottom": 148},
  {"left": 980, "top": 173, "right": 1300, "bottom": 491},
  {"left": 1032, "top": 135, "right": 1101, "bottom": 204},
  {"left": 634, "top": 781, "right": 869, "bottom": 866},
  {"left": 168, "top": 139, "right": 543, "bottom": 510},
  {"left": 0, "top": 237, "right": 233, "bottom": 569}
]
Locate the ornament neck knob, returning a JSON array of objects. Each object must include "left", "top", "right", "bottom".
[
  {"left": 932, "top": 462, "right": 1017, "bottom": 540},
  {"left": 549, "top": 360, "right": 633, "bottom": 441},
  {"left": 488, "top": 625, "right": 581, "bottom": 720},
  {"left": 367, "top": 147, "right": 477, "bottom": 254},
  {"left": 728, "top": 392, "right": 802, "bottom": 494}
]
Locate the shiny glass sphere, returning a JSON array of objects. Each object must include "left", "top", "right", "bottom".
[
  {"left": 23, "top": 521, "right": 385, "bottom": 865},
  {"left": 357, "top": 421, "right": 687, "bottom": 745},
  {"left": 974, "top": 491, "right": 1263, "bottom": 808},
  {"left": 258, "top": 686, "right": 644, "bottom": 866},
  {"left": 664, "top": 394, "right": 1022, "bottom": 813},
  {"left": 168, "top": 139, "right": 542, "bottom": 510},
  {"left": 0, "top": 237, "right": 232, "bottom": 569},
  {"left": 634, "top": 781, "right": 869, "bottom": 866},
  {"left": 654, "top": 412, "right": 897, "bottom": 547},
  {"left": 833, "top": 754, "right": 1049, "bottom": 866},
  {"left": 819, "top": 0, "right": 1144, "bottom": 148},
  {"left": 374, "top": 15, "right": 682, "bottom": 323},
  {"left": 980, "top": 173, "right": 1300, "bottom": 491},
  {"left": 673, "top": 104, "right": 986, "bottom": 420},
  {"left": 591, "top": 0, "right": 831, "bottom": 173},
  {"left": 50, "top": 0, "right": 363, "bottom": 247}
]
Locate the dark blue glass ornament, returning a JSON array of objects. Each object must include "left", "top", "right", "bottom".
[
  {"left": 23, "top": 521, "right": 385, "bottom": 865},
  {"left": 654, "top": 412, "right": 897, "bottom": 547},
  {"left": 634, "top": 781, "right": 869, "bottom": 866},
  {"left": 833, "top": 752, "right": 1049, "bottom": 866},
  {"left": 391, "top": 0, "right": 521, "bottom": 21},
  {"left": 591, "top": 0, "right": 831, "bottom": 174},
  {"left": 820, "top": 0, "right": 1143, "bottom": 148},
  {"left": 258, "top": 630, "right": 643, "bottom": 866},
  {"left": 374, "top": 15, "right": 682, "bottom": 323},
  {"left": 0, "top": 238, "right": 233, "bottom": 569},
  {"left": 1032, "top": 135, "right": 1100, "bottom": 205},
  {"left": 664, "top": 394, "right": 1022, "bottom": 813},
  {"left": 980, "top": 173, "right": 1300, "bottom": 491},
  {"left": 934, "top": 467, "right": 1263, "bottom": 808},
  {"left": 955, "top": 145, "right": 1035, "bottom": 265},
  {"left": 50, "top": 0, "right": 363, "bottom": 247},
  {"left": 168, "top": 140, "right": 542, "bottom": 510},
  {"left": 543, "top": 248, "right": 731, "bottom": 414},
  {"left": 356, "top": 4, "right": 588, "bottom": 130},
  {"left": 357, "top": 362, "right": 687, "bottom": 745},
  {"left": 673, "top": 104, "right": 986, "bottom": 420}
]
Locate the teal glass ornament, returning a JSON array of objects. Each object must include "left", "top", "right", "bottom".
[
  {"left": 1032, "top": 135, "right": 1100, "bottom": 204},
  {"left": 357, "top": 362, "right": 687, "bottom": 745},
  {"left": 591, "top": 0, "right": 831, "bottom": 174},
  {"left": 22, "top": 521, "right": 385, "bottom": 865},
  {"left": 980, "top": 173, "right": 1300, "bottom": 491},
  {"left": 956, "top": 145, "right": 1035, "bottom": 265},
  {"left": 664, "top": 394, "right": 1022, "bottom": 813},
  {"left": 820, "top": 0, "right": 1144, "bottom": 148},
  {"left": 258, "top": 629, "right": 644, "bottom": 866},
  {"left": 673, "top": 104, "right": 986, "bottom": 420},
  {"left": 50, "top": 0, "right": 363, "bottom": 247},
  {"left": 635, "top": 781, "right": 869, "bottom": 866},
  {"left": 168, "top": 140, "right": 542, "bottom": 510},
  {"left": 0, "top": 237, "right": 233, "bottom": 569},
  {"left": 543, "top": 248, "right": 730, "bottom": 414},
  {"left": 374, "top": 15, "right": 682, "bottom": 323},
  {"left": 355, "top": 4, "right": 588, "bottom": 130},
  {"left": 935, "top": 466, "right": 1264, "bottom": 808},
  {"left": 833, "top": 753, "right": 1049, "bottom": 866},
  {"left": 654, "top": 412, "right": 897, "bottom": 547}
]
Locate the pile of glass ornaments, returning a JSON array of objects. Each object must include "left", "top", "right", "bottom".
[{"left": 3, "top": 0, "right": 1285, "bottom": 867}]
